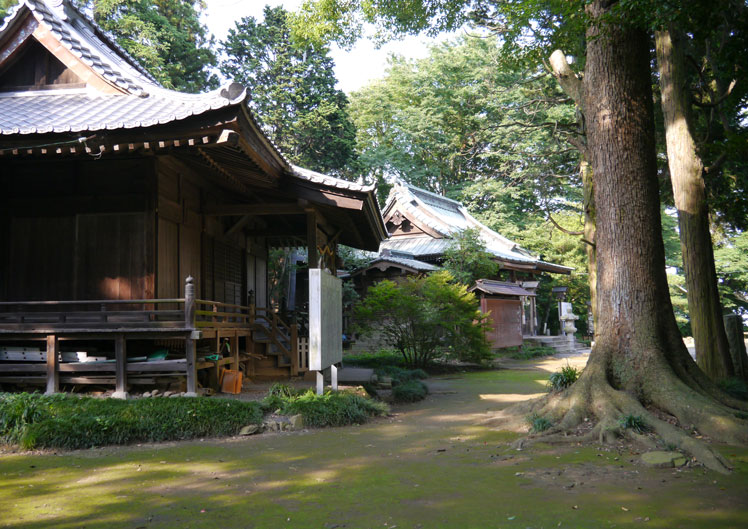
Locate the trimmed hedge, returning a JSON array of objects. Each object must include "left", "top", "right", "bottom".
[
  {"left": 0, "top": 392, "right": 263, "bottom": 450},
  {"left": 263, "top": 387, "right": 389, "bottom": 427},
  {"left": 391, "top": 380, "right": 429, "bottom": 403}
]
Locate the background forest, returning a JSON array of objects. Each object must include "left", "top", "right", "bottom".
[{"left": 2, "top": 0, "right": 746, "bottom": 335}]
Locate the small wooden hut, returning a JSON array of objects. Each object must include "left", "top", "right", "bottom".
[
  {"left": 469, "top": 280, "right": 536, "bottom": 349},
  {"left": 0, "top": 0, "right": 386, "bottom": 396}
]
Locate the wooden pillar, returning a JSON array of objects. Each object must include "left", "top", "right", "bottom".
[
  {"left": 306, "top": 209, "right": 318, "bottom": 269},
  {"left": 230, "top": 332, "right": 239, "bottom": 372},
  {"left": 45, "top": 335, "right": 59, "bottom": 395},
  {"left": 184, "top": 276, "right": 196, "bottom": 328},
  {"left": 184, "top": 275, "right": 198, "bottom": 396},
  {"left": 113, "top": 333, "right": 128, "bottom": 399},
  {"left": 290, "top": 322, "right": 299, "bottom": 376},
  {"left": 185, "top": 337, "right": 197, "bottom": 397}
]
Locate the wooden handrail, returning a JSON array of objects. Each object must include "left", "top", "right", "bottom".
[{"left": 0, "top": 299, "right": 185, "bottom": 307}]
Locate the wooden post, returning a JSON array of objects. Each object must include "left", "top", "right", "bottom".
[
  {"left": 45, "top": 335, "right": 59, "bottom": 395},
  {"left": 184, "top": 276, "right": 196, "bottom": 328},
  {"left": 230, "top": 332, "right": 239, "bottom": 372},
  {"left": 185, "top": 337, "right": 197, "bottom": 397},
  {"left": 113, "top": 333, "right": 128, "bottom": 399},
  {"left": 306, "top": 209, "right": 318, "bottom": 269},
  {"left": 290, "top": 322, "right": 299, "bottom": 376}
]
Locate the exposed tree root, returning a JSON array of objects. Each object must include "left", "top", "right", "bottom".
[{"left": 483, "top": 353, "right": 747, "bottom": 474}]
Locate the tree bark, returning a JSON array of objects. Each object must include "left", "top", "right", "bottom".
[
  {"left": 493, "top": 0, "right": 748, "bottom": 474},
  {"left": 655, "top": 27, "right": 734, "bottom": 381}
]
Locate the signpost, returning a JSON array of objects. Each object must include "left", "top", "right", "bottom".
[{"left": 308, "top": 268, "right": 343, "bottom": 394}]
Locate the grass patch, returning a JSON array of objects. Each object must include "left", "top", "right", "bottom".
[
  {"left": 264, "top": 389, "right": 389, "bottom": 427},
  {"left": 392, "top": 380, "right": 429, "bottom": 403},
  {"left": 527, "top": 413, "right": 553, "bottom": 433},
  {"left": 547, "top": 364, "right": 580, "bottom": 392},
  {"left": 501, "top": 345, "right": 556, "bottom": 360},
  {"left": 718, "top": 378, "right": 748, "bottom": 401},
  {"left": 0, "top": 392, "right": 263, "bottom": 450},
  {"left": 619, "top": 414, "right": 649, "bottom": 434},
  {"left": 343, "top": 350, "right": 405, "bottom": 368}
]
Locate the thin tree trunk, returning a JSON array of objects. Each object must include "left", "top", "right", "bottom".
[
  {"left": 655, "top": 28, "right": 734, "bottom": 381},
  {"left": 548, "top": 51, "right": 597, "bottom": 335}
]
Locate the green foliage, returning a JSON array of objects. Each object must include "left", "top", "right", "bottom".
[
  {"left": 354, "top": 271, "right": 492, "bottom": 367},
  {"left": 714, "top": 230, "right": 748, "bottom": 316},
  {"left": 374, "top": 366, "right": 428, "bottom": 384},
  {"left": 547, "top": 364, "right": 580, "bottom": 392},
  {"left": 220, "top": 6, "right": 356, "bottom": 175},
  {"left": 502, "top": 345, "right": 556, "bottom": 360},
  {"left": 0, "top": 393, "right": 263, "bottom": 450},
  {"left": 619, "top": 414, "right": 649, "bottom": 434},
  {"left": 268, "top": 389, "right": 389, "bottom": 427},
  {"left": 527, "top": 413, "right": 553, "bottom": 433},
  {"left": 391, "top": 380, "right": 429, "bottom": 403},
  {"left": 443, "top": 228, "right": 499, "bottom": 285},
  {"left": 718, "top": 378, "right": 748, "bottom": 401},
  {"left": 75, "top": 0, "right": 218, "bottom": 92},
  {"left": 343, "top": 350, "right": 405, "bottom": 368}
]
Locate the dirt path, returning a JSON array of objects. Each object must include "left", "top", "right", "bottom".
[{"left": 1, "top": 354, "right": 747, "bottom": 529}]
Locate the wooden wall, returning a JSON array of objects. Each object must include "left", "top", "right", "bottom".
[
  {"left": 0, "top": 158, "right": 154, "bottom": 301},
  {"left": 0, "top": 154, "right": 271, "bottom": 305},
  {"left": 154, "top": 156, "right": 267, "bottom": 307}
]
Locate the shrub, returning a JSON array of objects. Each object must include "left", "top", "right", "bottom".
[
  {"left": 277, "top": 390, "right": 388, "bottom": 427},
  {"left": 718, "top": 378, "right": 748, "bottom": 401},
  {"left": 0, "top": 392, "right": 263, "bottom": 450},
  {"left": 343, "top": 350, "right": 405, "bottom": 368},
  {"left": 619, "top": 414, "right": 649, "bottom": 434},
  {"left": 392, "top": 380, "right": 428, "bottom": 403},
  {"left": 354, "top": 271, "right": 492, "bottom": 368},
  {"left": 528, "top": 413, "right": 553, "bottom": 433},
  {"left": 547, "top": 364, "right": 580, "bottom": 392},
  {"left": 374, "top": 366, "right": 428, "bottom": 385},
  {"left": 504, "top": 345, "right": 556, "bottom": 360}
]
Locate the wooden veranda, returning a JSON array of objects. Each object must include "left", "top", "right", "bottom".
[{"left": 0, "top": 277, "right": 307, "bottom": 396}]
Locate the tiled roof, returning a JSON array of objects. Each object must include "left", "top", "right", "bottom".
[
  {"left": 290, "top": 164, "right": 375, "bottom": 193},
  {"left": 1, "top": 0, "right": 158, "bottom": 94},
  {"left": 0, "top": 84, "right": 246, "bottom": 135},
  {"left": 370, "top": 256, "right": 439, "bottom": 272},
  {"left": 470, "top": 279, "right": 535, "bottom": 297}
]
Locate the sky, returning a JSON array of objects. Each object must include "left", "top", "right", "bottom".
[{"left": 202, "top": 0, "right": 452, "bottom": 94}]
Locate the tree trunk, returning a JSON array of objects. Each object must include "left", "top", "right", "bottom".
[
  {"left": 495, "top": 0, "right": 748, "bottom": 474},
  {"left": 581, "top": 159, "right": 596, "bottom": 337},
  {"left": 548, "top": 50, "right": 597, "bottom": 336},
  {"left": 655, "top": 27, "right": 734, "bottom": 381}
]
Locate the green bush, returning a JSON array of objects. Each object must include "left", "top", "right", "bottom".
[
  {"left": 343, "top": 350, "right": 405, "bottom": 368},
  {"left": 391, "top": 380, "right": 429, "bottom": 403},
  {"left": 528, "top": 413, "right": 552, "bottom": 433},
  {"left": 0, "top": 393, "right": 263, "bottom": 450},
  {"left": 354, "top": 271, "right": 492, "bottom": 368},
  {"left": 619, "top": 414, "right": 649, "bottom": 434},
  {"left": 718, "top": 378, "right": 748, "bottom": 401},
  {"left": 503, "top": 345, "right": 556, "bottom": 360},
  {"left": 547, "top": 364, "right": 580, "bottom": 392},
  {"left": 275, "top": 390, "right": 389, "bottom": 427},
  {"left": 374, "top": 365, "right": 428, "bottom": 385}
]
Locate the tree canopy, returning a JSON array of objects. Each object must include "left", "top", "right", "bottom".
[
  {"left": 220, "top": 5, "right": 357, "bottom": 174},
  {"left": 76, "top": 0, "right": 219, "bottom": 92}
]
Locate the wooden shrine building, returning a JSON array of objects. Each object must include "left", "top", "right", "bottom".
[
  {"left": 355, "top": 180, "right": 572, "bottom": 340},
  {"left": 0, "top": 0, "right": 386, "bottom": 396}
]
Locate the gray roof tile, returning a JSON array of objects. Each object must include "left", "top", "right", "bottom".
[{"left": 0, "top": 85, "right": 244, "bottom": 135}]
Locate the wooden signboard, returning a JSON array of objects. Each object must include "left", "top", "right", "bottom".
[{"left": 308, "top": 268, "right": 343, "bottom": 371}]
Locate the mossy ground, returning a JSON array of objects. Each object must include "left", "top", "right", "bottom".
[{"left": 1, "top": 356, "right": 747, "bottom": 529}]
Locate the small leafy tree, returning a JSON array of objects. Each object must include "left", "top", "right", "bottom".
[
  {"left": 354, "top": 271, "right": 491, "bottom": 367},
  {"left": 442, "top": 228, "right": 499, "bottom": 286}
]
